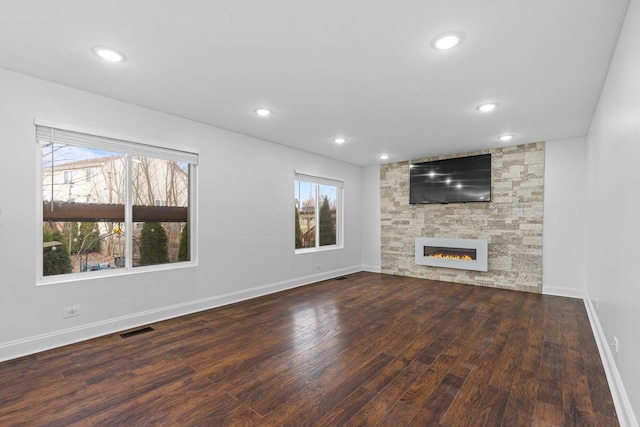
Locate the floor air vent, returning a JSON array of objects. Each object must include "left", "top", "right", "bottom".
[
  {"left": 120, "top": 326, "right": 154, "bottom": 338},
  {"left": 334, "top": 276, "right": 347, "bottom": 281}
]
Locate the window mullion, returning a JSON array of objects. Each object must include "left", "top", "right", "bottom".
[
  {"left": 124, "top": 155, "right": 133, "bottom": 269},
  {"left": 338, "top": 187, "right": 343, "bottom": 246},
  {"left": 314, "top": 183, "right": 320, "bottom": 248}
]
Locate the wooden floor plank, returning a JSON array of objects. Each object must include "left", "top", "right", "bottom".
[
  {"left": 468, "top": 384, "right": 510, "bottom": 427},
  {"left": 377, "top": 401, "right": 419, "bottom": 427},
  {"left": 258, "top": 350, "right": 394, "bottom": 426},
  {"left": 501, "top": 368, "right": 538, "bottom": 426},
  {"left": 345, "top": 360, "right": 429, "bottom": 425},
  {"left": 410, "top": 372, "right": 465, "bottom": 425},
  {"left": 312, "top": 386, "right": 377, "bottom": 427},
  {"left": 537, "top": 341, "right": 564, "bottom": 407},
  {"left": 399, "top": 354, "right": 457, "bottom": 409},
  {"left": 574, "top": 303, "right": 619, "bottom": 420},
  {"left": 533, "top": 400, "right": 565, "bottom": 427},
  {"left": 0, "top": 272, "right": 619, "bottom": 426}
]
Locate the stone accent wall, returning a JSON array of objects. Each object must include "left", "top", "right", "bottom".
[{"left": 380, "top": 142, "right": 544, "bottom": 293}]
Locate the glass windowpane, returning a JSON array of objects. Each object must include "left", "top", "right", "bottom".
[
  {"left": 42, "top": 144, "right": 126, "bottom": 275},
  {"left": 318, "top": 184, "right": 337, "bottom": 246},
  {"left": 131, "top": 156, "right": 190, "bottom": 266}
]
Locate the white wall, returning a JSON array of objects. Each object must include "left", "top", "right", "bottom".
[
  {"left": 542, "top": 137, "right": 588, "bottom": 298},
  {"left": 360, "top": 165, "right": 381, "bottom": 271},
  {"left": 586, "top": 0, "right": 640, "bottom": 424},
  {"left": 0, "top": 68, "right": 365, "bottom": 360}
]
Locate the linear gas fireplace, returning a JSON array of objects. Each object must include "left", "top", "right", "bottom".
[{"left": 415, "top": 237, "right": 488, "bottom": 272}]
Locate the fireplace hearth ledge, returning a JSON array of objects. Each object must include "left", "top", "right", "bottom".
[{"left": 415, "top": 237, "right": 488, "bottom": 272}]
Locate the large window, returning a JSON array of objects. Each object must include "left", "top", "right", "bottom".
[
  {"left": 38, "top": 124, "right": 198, "bottom": 280},
  {"left": 294, "top": 172, "right": 343, "bottom": 251}
]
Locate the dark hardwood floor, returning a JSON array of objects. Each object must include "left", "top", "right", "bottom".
[{"left": 0, "top": 272, "right": 618, "bottom": 426}]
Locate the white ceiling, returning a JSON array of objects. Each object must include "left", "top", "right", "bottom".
[{"left": 0, "top": 0, "right": 629, "bottom": 166}]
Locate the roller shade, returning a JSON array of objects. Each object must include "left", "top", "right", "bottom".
[
  {"left": 294, "top": 171, "right": 343, "bottom": 187},
  {"left": 36, "top": 124, "right": 198, "bottom": 165}
]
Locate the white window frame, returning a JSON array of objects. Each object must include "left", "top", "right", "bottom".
[
  {"left": 294, "top": 171, "right": 344, "bottom": 253},
  {"left": 36, "top": 121, "right": 199, "bottom": 285}
]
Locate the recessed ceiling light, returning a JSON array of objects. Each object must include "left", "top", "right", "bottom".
[
  {"left": 333, "top": 137, "right": 346, "bottom": 144},
  {"left": 477, "top": 103, "right": 499, "bottom": 112},
  {"left": 254, "top": 108, "right": 273, "bottom": 117},
  {"left": 432, "top": 32, "right": 464, "bottom": 50},
  {"left": 93, "top": 47, "right": 126, "bottom": 63},
  {"left": 379, "top": 154, "right": 389, "bottom": 160},
  {"left": 498, "top": 134, "right": 514, "bottom": 142}
]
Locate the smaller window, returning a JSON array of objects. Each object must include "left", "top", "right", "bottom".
[
  {"left": 63, "top": 170, "right": 71, "bottom": 184},
  {"left": 294, "top": 172, "right": 343, "bottom": 251}
]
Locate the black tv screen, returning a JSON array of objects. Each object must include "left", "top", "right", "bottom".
[{"left": 409, "top": 154, "right": 491, "bottom": 204}]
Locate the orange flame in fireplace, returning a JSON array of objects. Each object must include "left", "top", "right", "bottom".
[{"left": 427, "top": 253, "right": 473, "bottom": 261}]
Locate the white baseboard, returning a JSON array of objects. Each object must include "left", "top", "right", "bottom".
[
  {"left": 584, "top": 293, "right": 638, "bottom": 427},
  {"left": 360, "top": 264, "right": 381, "bottom": 273},
  {"left": 542, "top": 285, "right": 585, "bottom": 299},
  {"left": 0, "top": 265, "right": 363, "bottom": 363}
]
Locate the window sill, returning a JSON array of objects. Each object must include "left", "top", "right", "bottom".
[
  {"left": 36, "top": 260, "right": 198, "bottom": 286},
  {"left": 295, "top": 245, "right": 343, "bottom": 255}
]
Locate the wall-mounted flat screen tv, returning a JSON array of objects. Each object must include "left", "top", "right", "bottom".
[{"left": 409, "top": 153, "right": 491, "bottom": 204}]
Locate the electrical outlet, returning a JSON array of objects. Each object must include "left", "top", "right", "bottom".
[
  {"left": 63, "top": 306, "right": 81, "bottom": 318},
  {"left": 315, "top": 263, "right": 321, "bottom": 269},
  {"left": 611, "top": 336, "right": 619, "bottom": 353}
]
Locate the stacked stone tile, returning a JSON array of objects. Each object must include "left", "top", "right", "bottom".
[{"left": 380, "top": 142, "right": 544, "bottom": 293}]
